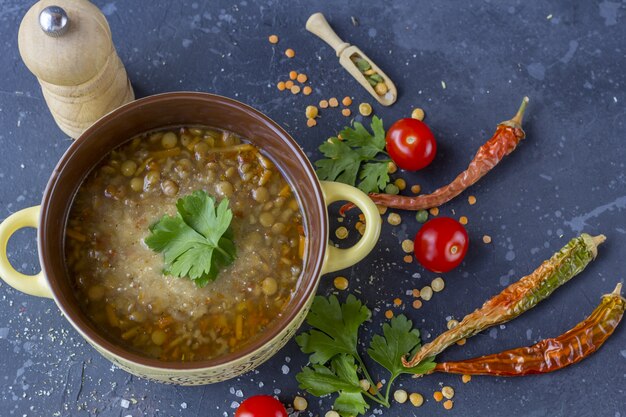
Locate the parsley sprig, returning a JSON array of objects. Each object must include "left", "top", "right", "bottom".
[
  {"left": 296, "top": 295, "right": 435, "bottom": 416},
  {"left": 145, "top": 190, "right": 237, "bottom": 287},
  {"left": 315, "top": 117, "right": 392, "bottom": 193}
]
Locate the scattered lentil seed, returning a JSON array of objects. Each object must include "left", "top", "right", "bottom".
[
  {"left": 306, "top": 118, "right": 317, "bottom": 127},
  {"left": 412, "top": 288, "right": 420, "bottom": 297},
  {"left": 358, "top": 102, "right": 372, "bottom": 116},
  {"left": 305, "top": 105, "right": 318, "bottom": 119},
  {"left": 335, "top": 226, "right": 349, "bottom": 239},
  {"left": 303, "top": 86, "right": 312, "bottom": 95},
  {"left": 459, "top": 216, "right": 468, "bottom": 225},
  {"left": 468, "top": 195, "right": 477, "bottom": 205},
  {"left": 297, "top": 73, "right": 308, "bottom": 83},
  {"left": 420, "top": 286, "right": 433, "bottom": 301},
  {"left": 385, "top": 309, "right": 394, "bottom": 319},
  {"left": 319, "top": 99, "right": 329, "bottom": 108},
  {"left": 333, "top": 276, "right": 349, "bottom": 290},
  {"left": 401, "top": 239, "right": 414, "bottom": 253},
  {"left": 412, "top": 299, "right": 423, "bottom": 309},
  {"left": 456, "top": 338, "right": 467, "bottom": 346},
  {"left": 483, "top": 235, "right": 492, "bottom": 244},
  {"left": 393, "top": 389, "right": 408, "bottom": 404},
  {"left": 268, "top": 34, "right": 279, "bottom": 44},
  {"left": 442, "top": 386, "right": 455, "bottom": 399},
  {"left": 325, "top": 412, "right": 340, "bottom": 417},
  {"left": 285, "top": 80, "right": 294, "bottom": 89},
  {"left": 387, "top": 161, "right": 397, "bottom": 174},
  {"left": 293, "top": 396, "right": 308, "bottom": 411},
  {"left": 289, "top": 70, "right": 297, "bottom": 80},
  {"left": 359, "top": 379, "right": 371, "bottom": 391},
  {"left": 411, "top": 184, "right": 422, "bottom": 194},
  {"left": 447, "top": 319, "right": 459, "bottom": 330},
  {"left": 329, "top": 97, "right": 339, "bottom": 107},
  {"left": 355, "top": 221, "right": 365, "bottom": 235},
  {"left": 431, "top": 277, "right": 445, "bottom": 292},
  {"left": 462, "top": 374, "right": 472, "bottom": 384},
  {"left": 443, "top": 400, "right": 454, "bottom": 410},
  {"left": 277, "top": 81, "right": 286, "bottom": 91},
  {"left": 409, "top": 393, "right": 424, "bottom": 407},
  {"left": 342, "top": 96, "right": 353, "bottom": 106},
  {"left": 387, "top": 213, "right": 401, "bottom": 226},
  {"left": 403, "top": 255, "right": 413, "bottom": 263},
  {"left": 433, "top": 391, "right": 444, "bottom": 402},
  {"left": 393, "top": 298, "right": 402, "bottom": 306},
  {"left": 416, "top": 209, "right": 429, "bottom": 223},
  {"left": 291, "top": 85, "right": 301, "bottom": 94},
  {"left": 377, "top": 205, "right": 388, "bottom": 215},
  {"left": 385, "top": 184, "right": 399, "bottom": 194},
  {"left": 394, "top": 178, "right": 406, "bottom": 190},
  {"left": 341, "top": 108, "right": 351, "bottom": 117},
  {"left": 429, "top": 207, "right": 440, "bottom": 216},
  {"left": 411, "top": 107, "right": 425, "bottom": 121},
  {"left": 285, "top": 48, "right": 295, "bottom": 58}
]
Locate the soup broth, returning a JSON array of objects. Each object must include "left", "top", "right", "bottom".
[{"left": 65, "top": 126, "right": 305, "bottom": 361}]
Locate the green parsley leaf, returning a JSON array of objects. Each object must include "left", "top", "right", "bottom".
[
  {"left": 295, "top": 294, "right": 371, "bottom": 364},
  {"left": 315, "top": 117, "right": 391, "bottom": 192},
  {"left": 144, "top": 190, "right": 236, "bottom": 287},
  {"left": 296, "top": 355, "right": 369, "bottom": 417},
  {"left": 367, "top": 314, "right": 437, "bottom": 378}
]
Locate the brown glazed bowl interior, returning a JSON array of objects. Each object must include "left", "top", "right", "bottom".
[{"left": 39, "top": 92, "right": 328, "bottom": 369}]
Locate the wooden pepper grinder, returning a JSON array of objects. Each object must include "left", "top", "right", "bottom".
[{"left": 18, "top": 0, "right": 134, "bottom": 139}]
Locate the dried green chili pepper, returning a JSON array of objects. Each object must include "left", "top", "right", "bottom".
[
  {"left": 435, "top": 283, "right": 625, "bottom": 376},
  {"left": 403, "top": 233, "right": 605, "bottom": 367}
]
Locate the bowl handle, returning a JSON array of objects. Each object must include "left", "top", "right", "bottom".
[
  {"left": 319, "top": 181, "right": 381, "bottom": 274},
  {"left": 0, "top": 206, "right": 52, "bottom": 298}
]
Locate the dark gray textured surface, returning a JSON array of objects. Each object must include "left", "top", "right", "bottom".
[{"left": 1, "top": 0, "right": 625, "bottom": 416}]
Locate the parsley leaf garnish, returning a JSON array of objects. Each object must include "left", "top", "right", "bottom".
[
  {"left": 144, "top": 190, "right": 236, "bottom": 287},
  {"left": 295, "top": 294, "right": 435, "bottom": 416},
  {"left": 315, "top": 116, "right": 391, "bottom": 193}
]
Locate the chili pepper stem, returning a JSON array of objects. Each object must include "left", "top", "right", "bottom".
[
  {"left": 592, "top": 234, "right": 607, "bottom": 246},
  {"left": 506, "top": 96, "right": 530, "bottom": 127},
  {"left": 612, "top": 282, "right": 623, "bottom": 295}
]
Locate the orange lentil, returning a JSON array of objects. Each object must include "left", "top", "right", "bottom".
[
  {"left": 468, "top": 195, "right": 477, "bottom": 205},
  {"left": 462, "top": 374, "right": 472, "bottom": 383},
  {"left": 459, "top": 216, "right": 468, "bottom": 225},
  {"left": 443, "top": 400, "right": 454, "bottom": 410},
  {"left": 297, "top": 73, "right": 308, "bottom": 83},
  {"left": 319, "top": 100, "right": 329, "bottom": 108},
  {"left": 483, "top": 235, "right": 492, "bottom": 244},
  {"left": 433, "top": 391, "right": 444, "bottom": 402},
  {"left": 412, "top": 288, "right": 420, "bottom": 297},
  {"left": 277, "top": 81, "right": 286, "bottom": 91},
  {"left": 306, "top": 118, "right": 317, "bottom": 127},
  {"left": 341, "top": 108, "right": 351, "bottom": 117},
  {"left": 403, "top": 255, "right": 413, "bottom": 263},
  {"left": 429, "top": 207, "right": 439, "bottom": 216},
  {"left": 303, "top": 86, "right": 312, "bottom": 95},
  {"left": 289, "top": 71, "right": 297, "bottom": 80},
  {"left": 285, "top": 80, "right": 294, "bottom": 89},
  {"left": 342, "top": 96, "right": 353, "bottom": 106},
  {"left": 393, "top": 298, "right": 402, "bottom": 306},
  {"left": 329, "top": 97, "right": 339, "bottom": 107},
  {"left": 411, "top": 184, "right": 422, "bottom": 194},
  {"left": 291, "top": 85, "right": 301, "bottom": 94},
  {"left": 285, "top": 48, "right": 295, "bottom": 58},
  {"left": 412, "top": 299, "right": 422, "bottom": 309},
  {"left": 384, "top": 310, "right": 394, "bottom": 319},
  {"left": 456, "top": 338, "right": 467, "bottom": 346},
  {"left": 268, "top": 34, "right": 279, "bottom": 44}
]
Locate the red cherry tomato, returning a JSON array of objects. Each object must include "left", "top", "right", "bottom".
[
  {"left": 414, "top": 217, "right": 468, "bottom": 273},
  {"left": 385, "top": 118, "right": 437, "bottom": 171},
  {"left": 235, "top": 395, "right": 287, "bottom": 417}
]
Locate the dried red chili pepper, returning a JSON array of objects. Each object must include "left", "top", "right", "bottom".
[
  {"left": 435, "top": 283, "right": 625, "bottom": 376},
  {"left": 403, "top": 233, "right": 605, "bottom": 367},
  {"left": 339, "top": 97, "right": 529, "bottom": 215}
]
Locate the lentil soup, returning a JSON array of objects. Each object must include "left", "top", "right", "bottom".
[{"left": 65, "top": 126, "right": 306, "bottom": 362}]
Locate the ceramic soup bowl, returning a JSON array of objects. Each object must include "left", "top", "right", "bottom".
[{"left": 0, "top": 92, "right": 381, "bottom": 385}]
